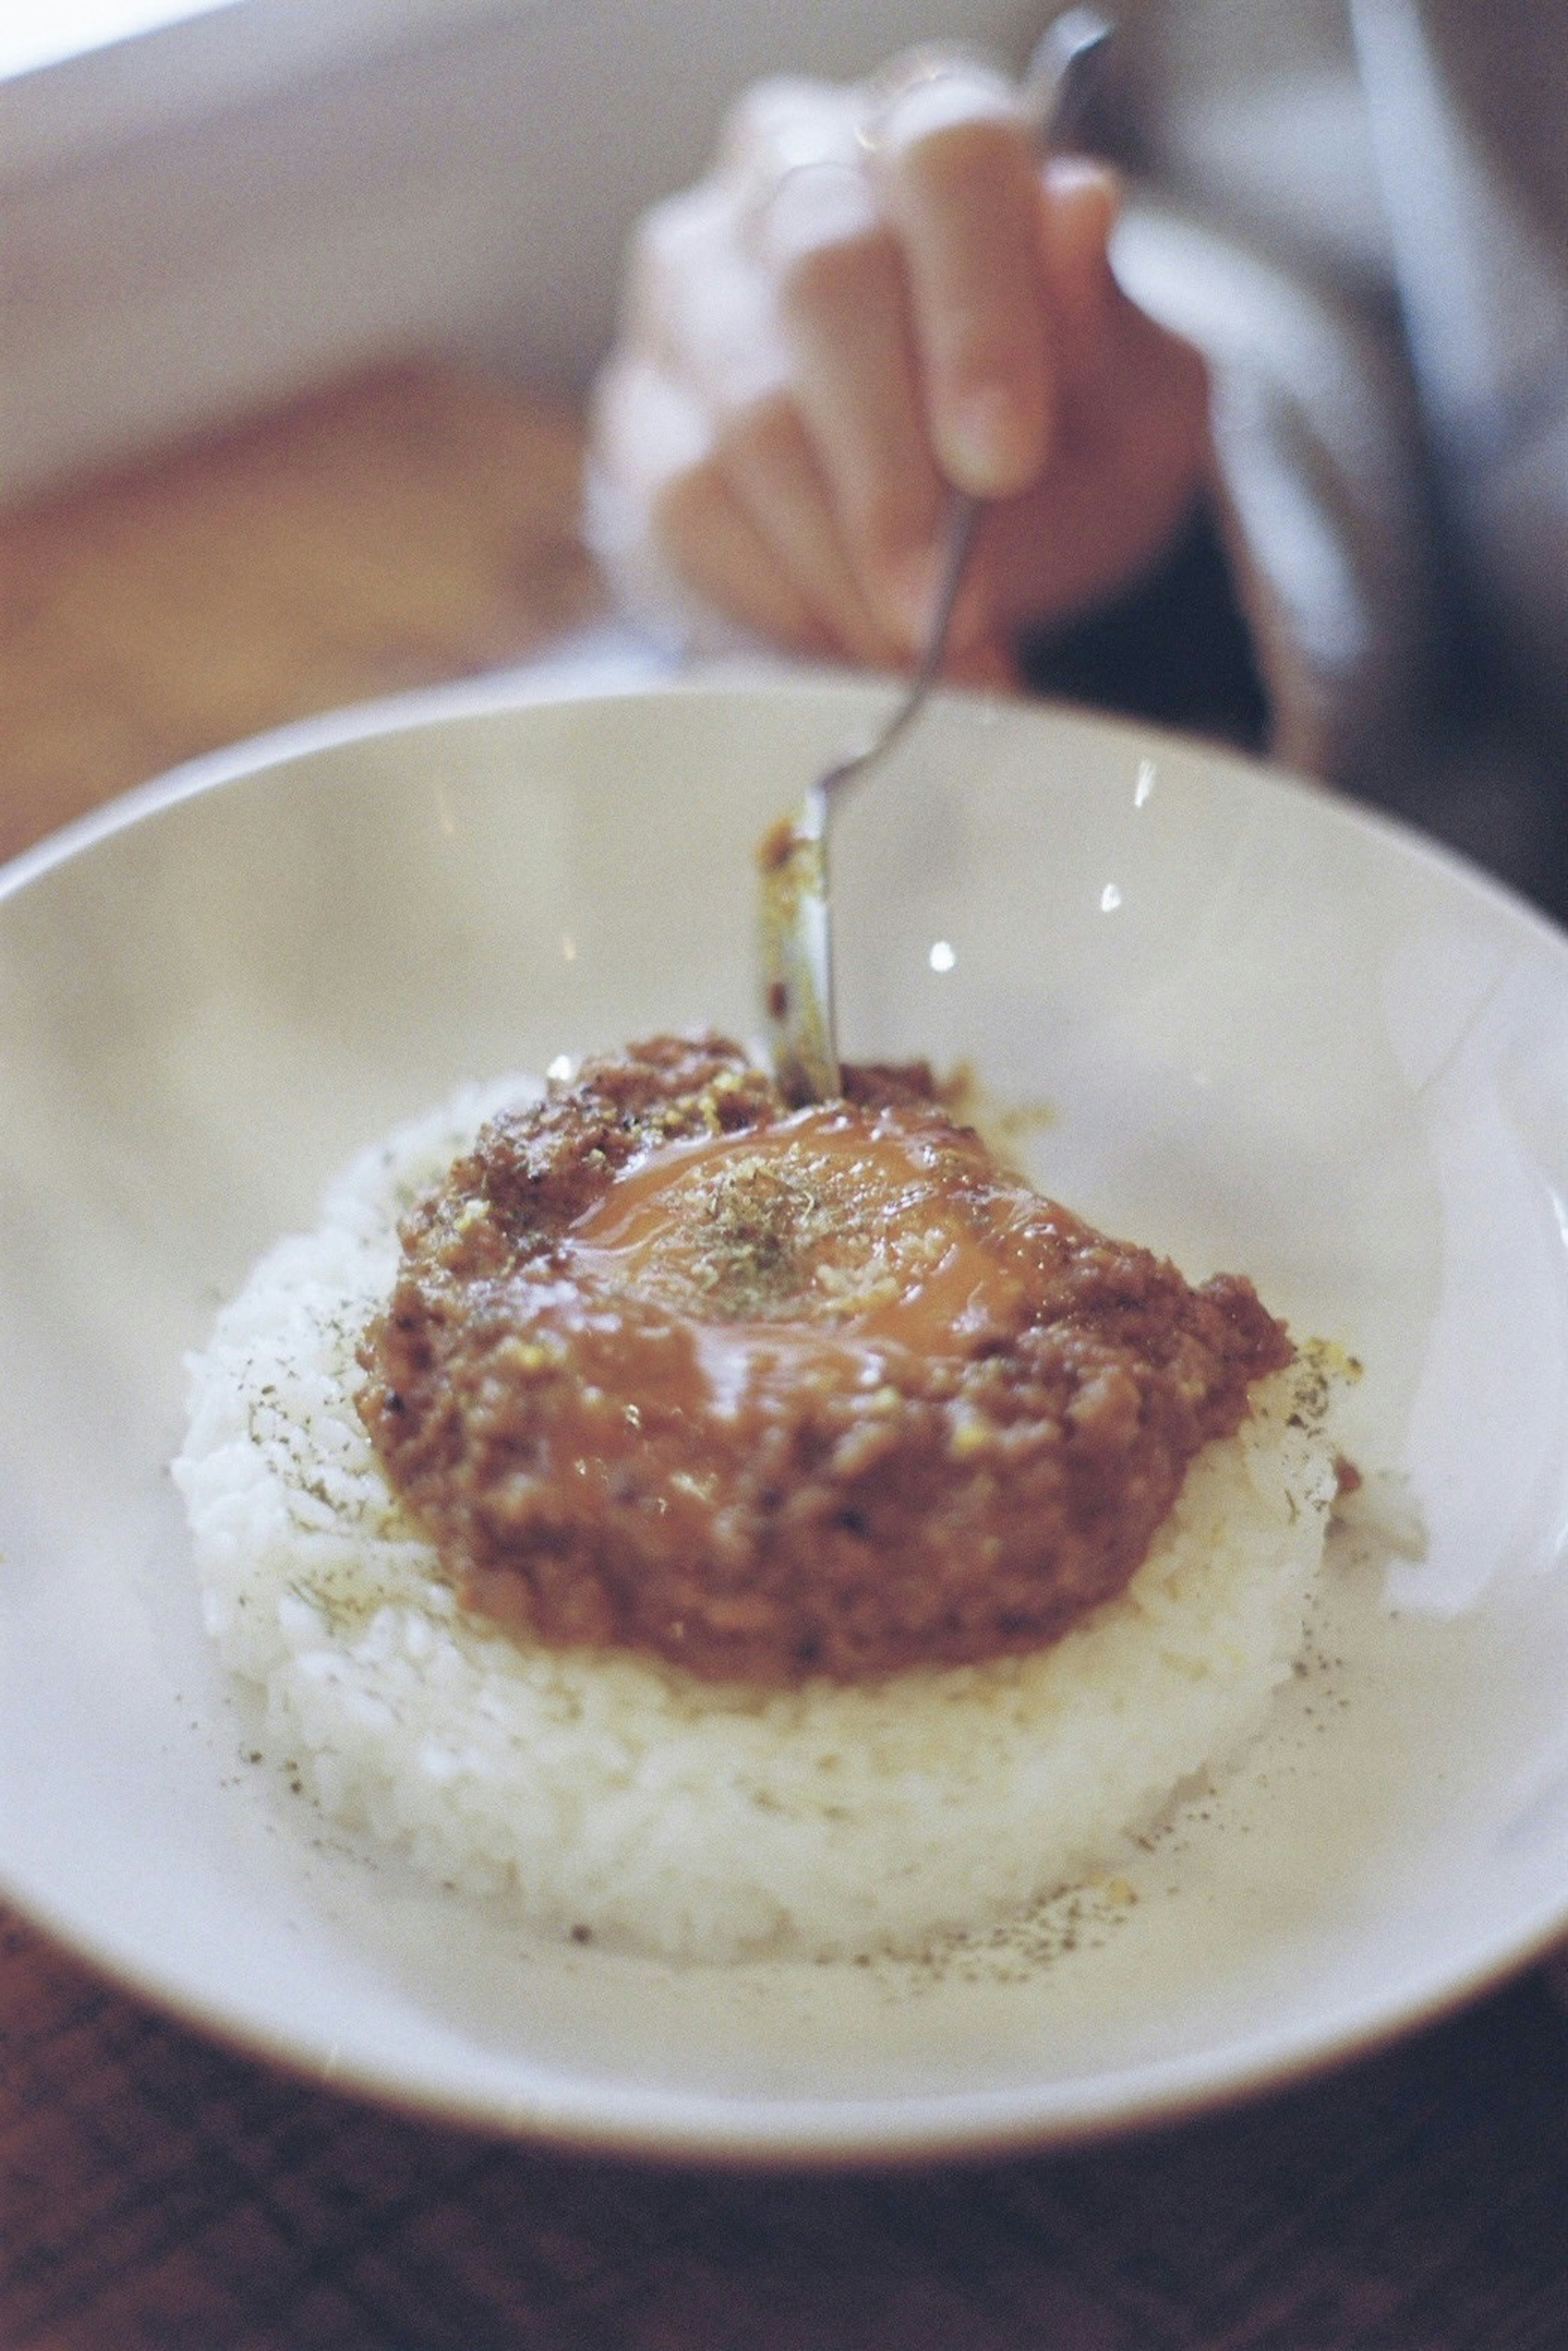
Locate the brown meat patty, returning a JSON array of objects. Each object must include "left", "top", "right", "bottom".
[{"left": 358, "top": 1035, "right": 1292, "bottom": 1684}]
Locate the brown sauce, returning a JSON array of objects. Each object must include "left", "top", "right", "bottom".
[{"left": 357, "top": 1035, "right": 1292, "bottom": 1684}]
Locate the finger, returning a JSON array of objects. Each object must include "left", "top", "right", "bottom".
[
  {"left": 592, "top": 357, "right": 833, "bottom": 656},
  {"left": 659, "top": 457, "right": 839, "bottom": 655},
  {"left": 624, "top": 126, "right": 914, "bottom": 661},
  {"left": 717, "top": 74, "right": 863, "bottom": 182},
  {"left": 869, "top": 68, "right": 1055, "bottom": 497},
  {"left": 758, "top": 162, "right": 948, "bottom": 646},
  {"left": 640, "top": 179, "right": 914, "bottom": 657},
  {"left": 629, "top": 182, "right": 781, "bottom": 403},
  {"left": 712, "top": 386, "right": 909, "bottom": 665},
  {"left": 1036, "top": 157, "right": 1122, "bottom": 394}
]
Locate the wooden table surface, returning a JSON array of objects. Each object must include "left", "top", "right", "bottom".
[{"left": 5, "top": 359, "right": 1568, "bottom": 2351}]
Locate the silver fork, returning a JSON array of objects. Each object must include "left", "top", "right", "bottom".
[{"left": 759, "top": 7, "right": 1111, "bottom": 1104}]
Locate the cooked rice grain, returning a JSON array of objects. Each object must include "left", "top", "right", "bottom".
[{"left": 174, "top": 1080, "right": 1338, "bottom": 1963}]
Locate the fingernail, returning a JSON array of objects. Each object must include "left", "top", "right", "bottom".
[{"left": 942, "top": 384, "right": 1039, "bottom": 495}]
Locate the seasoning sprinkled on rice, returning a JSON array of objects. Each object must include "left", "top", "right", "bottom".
[{"left": 173, "top": 1057, "right": 1341, "bottom": 1964}]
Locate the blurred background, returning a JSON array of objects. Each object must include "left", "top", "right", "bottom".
[
  {"left": 4, "top": 0, "right": 1377, "bottom": 497},
  {"left": 2, "top": 0, "right": 1410, "bottom": 863}
]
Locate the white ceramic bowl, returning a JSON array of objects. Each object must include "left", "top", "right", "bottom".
[{"left": 5, "top": 672, "right": 1568, "bottom": 2163}]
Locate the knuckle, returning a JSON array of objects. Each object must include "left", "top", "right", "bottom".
[
  {"left": 722, "top": 74, "right": 836, "bottom": 155},
  {"left": 627, "top": 186, "right": 745, "bottom": 357},
  {"left": 650, "top": 457, "right": 725, "bottom": 567},
  {"left": 775, "top": 216, "right": 897, "bottom": 328},
  {"left": 627, "top": 197, "right": 708, "bottom": 332},
  {"left": 713, "top": 383, "right": 798, "bottom": 471},
  {"left": 633, "top": 188, "right": 699, "bottom": 264},
  {"left": 852, "top": 469, "right": 939, "bottom": 571},
  {"left": 898, "top": 109, "right": 1027, "bottom": 211},
  {"left": 871, "top": 61, "right": 1019, "bottom": 158},
  {"left": 632, "top": 183, "right": 729, "bottom": 280},
  {"left": 856, "top": 490, "right": 918, "bottom": 569}
]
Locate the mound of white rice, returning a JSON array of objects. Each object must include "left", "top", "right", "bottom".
[{"left": 174, "top": 1079, "right": 1340, "bottom": 1965}]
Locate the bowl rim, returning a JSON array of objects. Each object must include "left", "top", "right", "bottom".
[
  {"left": 6, "top": 666, "right": 1568, "bottom": 2164},
  {"left": 11, "top": 1839, "right": 1568, "bottom": 2166},
  {"left": 9, "top": 658, "right": 1565, "bottom": 968}
]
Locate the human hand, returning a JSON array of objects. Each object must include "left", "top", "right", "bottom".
[{"left": 588, "top": 48, "right": 1213, "bottom": 674}]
